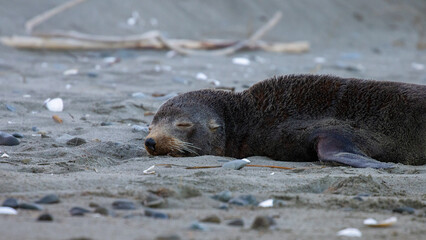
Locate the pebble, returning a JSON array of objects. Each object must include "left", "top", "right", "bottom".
[
  {"left": 69, "top": 207, "right": 91, "bottom": 216},
  {"left": 94, "top": 207, "right": 111, "bottom": 216},
  {"left": 251, "top": 216, "right": 276, "bottom": 230},
  {"left": 37, "top": 213, "right": 53, "bottom": 221},
  {"left": 32, "top": 126, "right": 39, "bottom": 132},
  {"left": 44, "top": 98, "right": 64, "bottom": 112},
  {"left": 144, "top": 208, "right": 168, "bottom": 219},
  {"left": 211, "top": 190, "right": 232, "bottom": 202},
  {"left": 155, "top": 234, "right": 181, "bottom": 240},
  {"left": 35, "top": 194, "right": 60, "bottom": 204},
  {"left": 143, "top": 194, "right": 166, "bottom": 208},
  {"left": 18, "top": 203, "right": 43, "bottom": 211},
  {"left": 52, "top": 115, "right": 63, "bottom": 123},
  {"left": 353, "top": 196, "right": 364, "bottom": 201},
  {"left": 232, "top": 57, "right": 251, "bottom": 66},
  {"left": 200, "top": 215, "right": 221, "bottom": 224},
  {"left": 393, "top": 206, "right": 415, "bottom": 214},
  {"left": 87, "top": 72, "right": 98, "bottom": 78},
  {"left": 100, "top": 122, "right": 113, "bottom": 126},
  {"left": 0, "top": 132, "right": 20, "bottom": 146},
  {"left": 189, "top": 221, "right": 208, "bottom": 231},
  {"left": 112, "top": 200, "right": 136, "bottom": 210},
  {"left": 218, "top": 203, "right": 229, "bottom": 210},
  {"left": 132, "top": 125, "right": 149, "bottom": 133},
  {"left": 222, "top": 158, "right": 250, "bottom": 170},
  {"left": 12, "top": 133, "right": 23, "bottom": 138},
  {"left": 63, "top": 69, "right": 79, "bottom": 75},
  {"left": 196, "top": 72, "right": 208, "bottom": 80},
  {"left": 337, "top": 228, "right": 362, "bottom": 237},
  {"left": 258, "top": 199, "right": 274, "bottom": 208},
  {"left": 229, "top": 195, "right": 257, "bottom": 206},
  {"left": 0, "top": 206, "right": 17, "bottom": 215},
  {"left": 334, "top": 62, "right": 365, "bottom": 72},
  {"left": 66, "top": 137, "right": 87, "bottom": 146},
  {"left": 6, "top": 104, "right": 16, "bottom": 112},
  {"left": 2, "top": 198, "right": 19, "bottom": 208},
  {"left": 228, "top": 218, "right": 244, "bottom": 227}
]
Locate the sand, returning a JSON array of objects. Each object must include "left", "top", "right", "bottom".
[{"left": 0, "top": 0, "right": 425, "bottom": 239}]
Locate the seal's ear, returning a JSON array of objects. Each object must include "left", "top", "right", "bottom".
[{"left": 209, "top": 119, "right": 221, "bottom": 132}]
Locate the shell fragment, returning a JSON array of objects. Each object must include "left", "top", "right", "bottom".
[
  {"left": 337, "top": 228, "right": 362, "bottom": 237},
  {"left": 363, "top": 217, "right": 397, "bottom": 227},
  {"left": 44, "top": 98, "right": 64, "bottom": 112}
]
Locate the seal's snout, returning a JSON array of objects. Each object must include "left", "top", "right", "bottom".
[{"left": 145, "top": 138, "right": 156, "bottom": 151}]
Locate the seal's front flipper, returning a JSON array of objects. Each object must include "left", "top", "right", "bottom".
[{"left": 314, "top": 133, "right": 394, "bottom": 169}]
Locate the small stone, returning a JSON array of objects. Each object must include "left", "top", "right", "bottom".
[
  {"left": 393, "top": 206, "right": 415, "bottom": 214},
  {"left": 18, "top": 203, "right": 43, "bottom": 211},
  {"left": 89, "top": 202, "right": 100, "bottom": 208},
  {"left": 6, "top": 104, "right": 16, "bottom": 112},
  {"left": 143, "top": 194, "right": 166, "bottom": 208},
  {"left": 228, "top": 218, "right": 244, "bottom": 227},
  {"left": 251, "top": 216, "right": 276, "bottom": 230},
  {"left": 66, "top": 137, "right": 87, "bottom": 146},
  {"left": 2, "top": 198, "right": 18, "bottom": 208},
  {"left": 0, "top": 206, "right": 17, "bottom": 215},
  {"left": 200, "top": 215, "right": 221, "bottom": 224},
  {"left": 63, "top": 69, "right": 79, "bottom": 75},
  {"left": 353, "top": 196, "right": 364, "bottom": 201},
  {"left": 32, "top": 126, "right": 39, "bottom": 132},
  {"left": 258, "top": 199, "right": 274, "bottom": 208},
  {"left": 52, "top": 115, "right": 63, "bottom": 123},
  {"left": 112, "top": 200, "right": 136, "bottom": 210},
  {"left": 132, "top": 125, "right": 149, "bottom": 133},
  {"left": 229, "top": 195, "right": 257, "bottom": 206},
  {"left": 0, "top": 132, "right": 20, "bottom": 146},
  {"left": 144, "top": 208, "right": 168, "bottom": 219},
  {"left": 70, "top": 207, "right": 91, "bottom": 216},
  {"left": 35, "top": 194, "right": 60, "bottom": 204},
  {"left": 232, "top": 57, "right": 251, "bottom": 66},
  {"left": 337, "top": 228, "right": 362, "bottom": 237},
  {"left": 12, "top": 133, "right": 23, "bottom": 138},
  {"left": 21, "top": 159, "right": 31, "bottom": 164},
  {"left": 87, "top": 72, "right": 98, "bottom": 78},
  {"left": 44, "top": 98, "right": 64, "bottom": 112},
  {"left": 222, "top": 158, "right": 250, "bottom": 170},
  {"left": 155, "top": 234, "right": 181, "bottom": 240},
  {"left": 37, "top": 213, "right": 53, "bottom": 221},
  {"left": 100, "top": 122, "right": 113, "bottom": 126},
  {"left": 218, "top": 203, "right": 229, "bottom": 210},
  {"left": 94, "top": 207, "right": 111, "bottom": 216},
  {"left": 212, "top": 190, "right": 232, "bottom": 202},
  {"left": 189, "top": 221, "right": 208, "bottom": 231}
]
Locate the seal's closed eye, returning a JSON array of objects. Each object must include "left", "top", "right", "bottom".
[{"left": 175, "top": 122, "right": 193, "bottom": 128}]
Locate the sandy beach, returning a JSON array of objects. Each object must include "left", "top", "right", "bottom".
[{"left": 0, "top": 0, "right": 425, "bottom": 239}]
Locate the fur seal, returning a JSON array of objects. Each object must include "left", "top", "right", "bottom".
[{"left": 145, "top": 74, "right": 425, "bottom": 168}]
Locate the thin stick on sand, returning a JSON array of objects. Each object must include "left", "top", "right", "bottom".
[{"left": 25, "top": 0, "right": 87, "bottom": 34}]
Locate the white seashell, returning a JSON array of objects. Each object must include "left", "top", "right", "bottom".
[
  {"left": 258, "top": 199, "right": 274, "bottom": 208},
  {"left": 270, "top": 172, "right": 275, "bottom": 175},
  {"left": 1, "top": 153, "right": 10, "bottom": 158},
  {"left": 196, "top": 72, "right": 208, "bottom": 80},
  {"left": 241, "top": 158, "right": 251, "bottom": 163},
  {"left": 63, "top": 69, "right": 78, "bottom": 75},
  {"left": 143, "top": 165, "right": 156, "bottom": 175},
  {"left": 45, "top": 98, "right": 64, "bottom": 112},
  {"left": 337, "top": 228, "right": 362, "bottom": 237},
  {"left": 364, "top": 216, "right": 397, "bottom": 227},
  {"left": 232, "top": 57, "right": 251, "bottom": 66},
  {"left": 0, "top": 207, "right": 17, "bottom": 215}
]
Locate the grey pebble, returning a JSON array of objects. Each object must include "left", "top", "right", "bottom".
[
  {"left": 12, "top": 133, "right": 23, "bottom": 138},
  {"left": 70, "top": 207, "right": 91, "bottom": 216},
  {"left": 143, "top": 194, "right": 166, "bottom": 208},
  {"left": 112, "top": 200, "right": 136, "bottom": 210},
  {"left": 229, "top": 195, "right": 257, "bottom": 206},
  {"left": 251, "top": 216, "right": 276, "bottom": 230},
  {"left": 228, "top": 218, "right": 244, "bottom": 227},
  {"left": 222, "top": 159, "right": 250, "bottom": 170},
  {"left": 393, "top": 206, "right": 415, "bottom": 214},
  {"left": 144, "top": 208, "right": 168, "bottom": 219},
  {"left": 189, "top": 221, "right": 208, "bottom": 231},
  {"left": 0, "top": 132, "right": 20, "bottom": 146},
  {"left": 6, "top": 104, "right": 16, "bottom": 112},
  {"left": 66, "top": 137, "right": 87, "bottom": 146},
  {"left": 18, "top": 203, "right": 43, "bottom": 211},
  {"left": 155, "top": 234, "right": 181, "bottom": 240},
  {"left": 132, "top": 125, "right": 149, "bottom": 133},
  {"left": 353, "top": 196, "right": 364, "bottom": 201},
  {"left": 218, "top": 203, "right": 229, "bottom": 210},
  {"left": 87, "top": 72, "right": 98, "bottom": 78},
  {"left": 37, "top": 213, "right": 53, "bottom": 221},
  {"left": 2, "top": 198, "right": 19, "bottom": 208},
  {"left": 212, "top": 190, "right": 232, "bottom": 202},
  {"left": 94, "top": 207, "right": 112, "bottom": 216},
  {"left": 100, "top": 122, "right": 113, "bottom": 126},
  {"left": 32, "top": 126, "right": 39, "bottom": 132},
  {"left": 200, "top": 215, "right": 221, "bottom": 224},
  {"left": 35, "top": 194, "right": 60, "bottom": 204}
]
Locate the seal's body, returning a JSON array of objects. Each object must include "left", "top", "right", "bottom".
[{"left": 145, "top": 75, "right": 426, "bottom": 168}]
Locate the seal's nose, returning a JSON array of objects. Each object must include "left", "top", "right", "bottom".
[{"left": 145, "top": 138, "right": 156, "bottom": 151}]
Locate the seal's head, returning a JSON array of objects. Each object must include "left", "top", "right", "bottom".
[{"left": 144, "top": 91, "right": 227, "bottom": 157}]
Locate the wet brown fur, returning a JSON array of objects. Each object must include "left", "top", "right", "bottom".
[{"left": 146, "top": 75, "right": 426, "bottom": 165}]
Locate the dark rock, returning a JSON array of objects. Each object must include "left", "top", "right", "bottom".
[
  {"left": 87, "top": 72, "right": 98, "bottom": 78},
  {"left": 229, "top": 195, "right": 257, "bottom": 206},
  {"left": 218, "top": 204, "right": 229, "bottom": 210},
  {"left": 211, "top": 190, "right": 232, "bottom": 202},
  {"left": 143, "top": 194, "right": 166, "bottom": 208},
  {"left": 0, "top": 132, "right": 20, "bottom": 146},
  {"left": 144, "top": 208, "right": 168, "bottom": 219},
  {"left": 200, "top": 215, "right": 221, "bottom": 224},
  {"left": 18, "top": 203, "right": 43, "bottom": 211},
  {"left": 89, "top": 202, "right": 100, "bottom": 208},
  {"left": 189, "top": 222, "right": 208, "bottom": 231},
  {"left": 100, "top": 122, "right": 113, "bottom": 126},
  {"left": 66, "top": 137, "right": 87, "bottom": 146},
  {"left": 155, "top": 234, "right": 181, "bottom": 240},
  {"left": 251, "top": 216, "right": 276, "bottom": 230},
  {"left": 70, "top": 207, "right": 91, "bottom": 216},
  {"left": 37, "top": 213, "right": 53, "bottom": 221},
  {"left": 393, "top": 206, "right": 415, "bottom": 214},
  {"left": 228, "top": 218, "right": 244, "bottom": 227},
  {"left": 2, "top": 198, "right": 19, "bottom": 208},
  {"left": 35, "top": 194, "right": 60, "bottom": 204},
  {"left": 112, "top": 200, "right": 136, "bottom": 210},
  {"left": 12, "top": 133, "right": 23, "bottom": 138},
  {"left": 94, "top": 207, "right": 112, "bottom": 216},
  {"left": 353, "top": 196, "right": 364, "bottom": 201}
]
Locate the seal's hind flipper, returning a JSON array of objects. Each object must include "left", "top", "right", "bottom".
[{"left": 314, "top": 132, "right": 394, "bottom": 169}]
